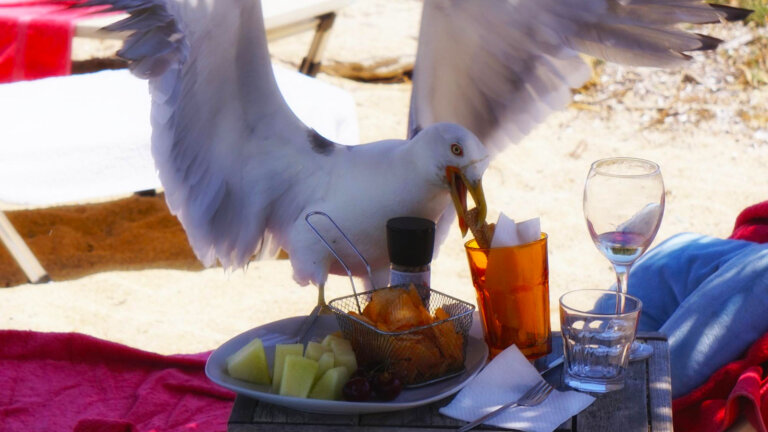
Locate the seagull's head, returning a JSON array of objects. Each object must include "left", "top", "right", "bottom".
[{"left": 414, "top": 122, "right": 490, "bottom": 237}]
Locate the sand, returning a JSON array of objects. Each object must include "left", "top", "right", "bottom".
[{"left": 1, "top": 1, "right": 767, "bottom": 355}]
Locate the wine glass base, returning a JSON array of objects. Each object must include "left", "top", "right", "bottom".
[{"left": 629, "top": 340, "right": 654, "bottom": 361}]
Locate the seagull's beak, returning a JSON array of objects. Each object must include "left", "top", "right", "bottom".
[{"left": 446, "top": 166, "right": 487, "bottom": 237}]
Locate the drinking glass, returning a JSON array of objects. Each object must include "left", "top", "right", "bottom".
[
  {"left": 464, "top": 234, "right": 552, "bottom": 360},
  {"left": 560, "top": 289, "right": 642, "bottom": 393},
  {"left": 583, "top": 157, "right": 664, "bottom": 360}
]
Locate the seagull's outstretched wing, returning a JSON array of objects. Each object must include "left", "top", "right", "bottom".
[
  {"left": 409, "top": 0, "right": 750, "bottom": 153},
  {"left": 83, "top": 0, "right": 337, "bottom": 268}
]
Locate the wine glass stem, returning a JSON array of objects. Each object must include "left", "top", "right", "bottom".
[
  {"left": 613, "top": 264, "right": 630, "bottom": 294},
  {"left": 613, "top": 263, "right": 630, "bottom": 314},
  {"left": 613, "top": 262, "right": 650, "bottom": 358}
]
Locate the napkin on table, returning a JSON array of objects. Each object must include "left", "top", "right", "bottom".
[
  {"left": 489, "top": 213, "right": 541, "bottom": 248},
  {"left": 440, "top": 344, "right": 595, "bottom": 432}
]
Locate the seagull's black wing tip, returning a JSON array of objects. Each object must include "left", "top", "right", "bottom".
[
  {"left": 709, "top": 4, "right": 754, "bottom": 22},
  {"left": 693, "top": 33, "right": 724, "bottom": 51}
]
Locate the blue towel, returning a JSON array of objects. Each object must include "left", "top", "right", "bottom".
[{"left": 627, "top": 233, "right": 768, "bottom": 397}]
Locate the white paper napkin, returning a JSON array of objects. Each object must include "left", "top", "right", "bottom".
[
  {"left": 440, "top": 345, "right": 595, "bottom": 432},
  {"left": 490, "top": 213, "right": 521, "bottom": 248},
  {"left": 515, "top": 217, "right": 541, "bottom": 245},
  {"left": 490, "top": 213, "right": 541, "bottom": 248}
]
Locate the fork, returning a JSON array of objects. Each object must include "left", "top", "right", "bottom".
[{"left": 457, "top": 379, "right": 555, "bottom": 432}]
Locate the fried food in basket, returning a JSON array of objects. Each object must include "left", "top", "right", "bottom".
[
  {"left": 347, "top": 284, "right": 465, "bottom": 385},
  {"left": 361, "top": 285, "right": 432, "bottom": 332},
  {"left": 431, "top": 307, "right": 465, "bottom": 364}
]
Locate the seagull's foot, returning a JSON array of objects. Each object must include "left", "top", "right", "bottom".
[
  {"left": 316, "top": 283, "right": 334, "bottom": 315},
  {"left": 317, "top": 283, "right": 327, "bottom": 307}
]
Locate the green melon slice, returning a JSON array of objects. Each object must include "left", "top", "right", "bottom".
[
  {"left": 226, "top": 337, "right": 271, "bottom": 386},
  {"left": 309, "top": 366, "right": 351, "bottom": 400},
  {"left": 305, "top": 341, "right": 331, "bottom": 360},
  {"left": 271, "top": 343, "right": 304, "bottom": 392},
  {"left": 314, "top": 351, "right": 335, "bottom": 383},
  {"left": 279, "top": 354, "right": 319, "bottom": 398},
  {"left": 330, "top": 338, "right": 357, "bottom": 374}
]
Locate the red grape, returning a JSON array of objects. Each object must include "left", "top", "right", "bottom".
[
  {"left": 342, "top": 376, "right": 372, "bottom": 402},
  {"left": 371, "top": 372, "right": 403, "bottom": 401}
]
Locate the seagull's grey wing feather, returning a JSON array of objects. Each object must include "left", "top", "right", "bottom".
[
  {"left": 410, "top": 0, "right": 746, "bottom": 152},
  {"left": 84, "top": 0, "right": 335, "bottom": 269}
]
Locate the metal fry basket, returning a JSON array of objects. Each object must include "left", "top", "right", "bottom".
[
  {"left": 328, "top": 285, "right": 475, "bottom": 387},
  {"left": 306, "top": 211, "right": 475, "bottom": 387}
]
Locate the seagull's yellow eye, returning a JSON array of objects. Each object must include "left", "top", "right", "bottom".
[{"left": 450, "top": 143, "right": 463, "bottom": 156}]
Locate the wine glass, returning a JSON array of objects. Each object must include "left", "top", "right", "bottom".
[{"left": 583, "top": 157, "right": 665, "bottom": 360}]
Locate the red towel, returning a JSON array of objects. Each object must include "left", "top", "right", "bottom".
[
  {"left": 730, "top": 201, "right": 768, "bottom": 244},
  {"left": 0, "top": 330, "right": 234, "bottom": 432},
  {"left": 673, "top": 332, "right": 768, "bottom": 432},
  {"left": 673, "top": 200, "right": 768, "bottom": 431},
  {"left": 0, "top": 1, "right": 110, "bottom": 83}
]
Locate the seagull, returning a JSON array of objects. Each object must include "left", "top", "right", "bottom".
[{"left": 78, "top": 0, "right": 748, "bottom": 305}]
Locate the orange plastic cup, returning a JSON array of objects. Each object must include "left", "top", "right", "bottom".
[{"left": 464, "top": 234, "right": 552, "bottom": 360}]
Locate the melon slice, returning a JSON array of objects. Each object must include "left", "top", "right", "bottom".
[
  {"left": 321, "top": 333, "right": 345, "bottom": 348},
  {"left": 271, "top": 343, "right": 304, "bottom": 392},
  {"left": 330, "top": 338, "right": 357, "bottom": 374},
  {"left": 226, "top": 337, "right": 271, "bottom": 385},
  {"left": 279, "top": 355, "right": 319, "bottom": 398},
  {"left": 309, "top": 366, "right": 351, "bottom": 400},
  {"left": 305, "top": 341, "right": 330, "bottom": 361},
  {"left": 315, "top": 351, "right": 335, "bottom": 383}
]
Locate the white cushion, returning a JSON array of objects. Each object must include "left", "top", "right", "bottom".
[{"left": 0, "top": 66, "right": 358, "bottom": 206}]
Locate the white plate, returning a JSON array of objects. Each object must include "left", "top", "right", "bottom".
[{"left": 206, "top": 314, "right": 489, "bottom": 414}]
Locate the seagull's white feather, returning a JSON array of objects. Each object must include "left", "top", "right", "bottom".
[
  {"left": 82, "top": 0, "right": 491, "bottom": 290},
  {"left": 409, "top": 0, "right": 740, "bottom": 152},
  {"left": 410, "top": 0, "right": 588, "bottom": 151},
  {"left": 289, "top": 138, "right": 450, "bottom": 287},
  {"left": 113, "top": 0, "right": 337, "bottom": 269},
  {"left": 79, "top": 0, "right": 746, "bottom": 291}
]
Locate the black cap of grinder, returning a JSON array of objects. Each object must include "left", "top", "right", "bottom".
[{"left": 386, "top": 217, "right": 436, "bottom": 267}]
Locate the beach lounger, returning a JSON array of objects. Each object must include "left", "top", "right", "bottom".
[
  {"left": 0, "top": 0, "right": 349, "bottom": 83},
  {"left": 0, "top": 67, "right": 358, "bottom": 285},
  {"left": 0, "top": 0, "right": 354, "bottom": 283},
  {"left": 75, "top": 0, "right": 351, "bottom": 76}
]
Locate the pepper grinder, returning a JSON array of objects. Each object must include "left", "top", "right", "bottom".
[{"left": 386, "top": 217, "right": 436, "bottom": 288}]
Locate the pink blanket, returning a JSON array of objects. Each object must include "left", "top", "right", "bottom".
[
  {"left": 0, "top": 330, "right": 234, "bottom": 432},
  {"left": 0, "top": 0, "right": 111, "bottom": 83}
]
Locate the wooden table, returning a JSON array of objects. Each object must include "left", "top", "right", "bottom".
[{"left": 228, "top": 331, "right": 673, "bottom": 432}]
